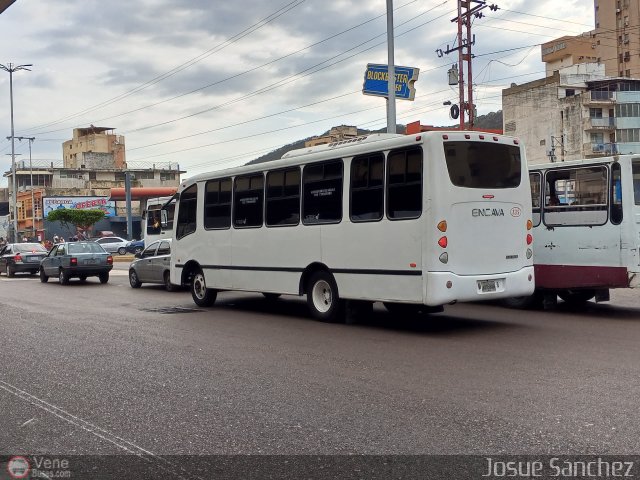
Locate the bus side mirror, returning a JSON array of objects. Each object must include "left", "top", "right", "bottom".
[{"left": 161, "top": 210, "right": 168, "bottom": 228}]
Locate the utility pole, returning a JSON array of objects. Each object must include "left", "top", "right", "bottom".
[
  {"left": 16, "top": 136, "right": 36, "bottom": 239},
  {"left": 436, "top": 1, "right": 497, "bottom": 130},
  {"left": 386, "top": 0, "right": 396, "bottom": 134},
  {"left": 0, "top": 63, "right": 32, "bottom": 242}
]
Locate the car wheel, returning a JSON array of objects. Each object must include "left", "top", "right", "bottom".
[
  {"left": 129, "top": 269, "right": 141, "bottom": 288},
  {"left": 134, "top": 246, "right": 143, "bottom": 255},
  {"left": 164, "top": 271, "right": 175, "bottom": 292},
  {"left": 190, "top": 268, "right": 216, "bottom": 306},
  {"left": 39, "top": 268, "right": 49, "bottom": 283},
  {"left": 99, "top": 272, "right": 109, "bottom": 284},
  {"left": 118, "top": 247, "right": 127, "bottom": 255},
  {"left": 306, "top": 271, "right": 344, "bottom": 323},
  {"left": 58, "top": 269, "right": 69, "bottom": 285},
  {"left": 6, "top": 264, "right": 14, "bottom": 278}
]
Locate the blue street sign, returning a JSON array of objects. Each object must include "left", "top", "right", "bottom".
[{"left": 362, "top": 64, "right": 420, "bottom": 101}]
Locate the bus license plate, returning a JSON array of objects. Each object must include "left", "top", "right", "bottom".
[{"left": 478, "top": 280, "right": 497, "bottom": 293}]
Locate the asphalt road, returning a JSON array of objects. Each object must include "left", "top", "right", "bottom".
[{"left": 1, "top": 263, "right": 640, "bottom": 461}]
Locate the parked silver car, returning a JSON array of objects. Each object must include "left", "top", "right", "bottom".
[
  {"left": 94, "top": 236, "right": 129, "bottom": 255},
  {"left": 128, "top": 239, "right": 178, "bottom": 291}
]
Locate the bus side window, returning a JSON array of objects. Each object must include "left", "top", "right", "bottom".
[
  {"left": 529, "top": 172, "right": 541, "bottom": 227},
  {"left": 204, "top": 178, "right": 232, "bottom": 229},
  {"left": 233, "top": 174, "right": 264, "bottom": 228},
  {"left": 387, "top": 147, "right": 422, "bottom": 220},
  {"left": 176, "top": 184, "right": 198, "bottom": 240},
  {"left": 632, "top": 160, "right": 640, "bottom": 205},
  {"left": 543, "top": 167, "right": 608, "bottom": 226},
  {"left": 610, "top": 162, "right": 623, "bottom": 225},
  {"left": 266, "top": 168, "right": 300, "bottom": 227},
  {"left": 350, "top": 152, "right": 384, "bottom": 222},
  {"left": 302, "top": 160, "right": 343, "bottom": 225}
]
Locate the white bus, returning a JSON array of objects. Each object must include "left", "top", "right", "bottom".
[
  {"left": 513, "top": 155, "right": 640, "bottom": 307},
  {"left": 143, "top": 196, "right": 175, "bottom": 246},
  {"left": 168, "top": 131, "right": 535, "bottom": 322}
]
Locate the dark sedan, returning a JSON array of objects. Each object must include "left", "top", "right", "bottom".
[
  {"left": 40, "top": 242, "right": 113, "bottom": 285},
  {"left": 0, "top": 243, "right": 49, "bottom": 277}
]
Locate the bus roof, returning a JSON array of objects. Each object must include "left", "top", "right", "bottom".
[
  {"left": 529, "top": 154, "right": 639, "bottom": 170},
  {"left": 178, "top": 130, "right": 521, "bottom": 190}
]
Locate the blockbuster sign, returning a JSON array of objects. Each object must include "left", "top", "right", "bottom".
[{"left": 362, "top": 64, "right": 419, "bottom": 100}]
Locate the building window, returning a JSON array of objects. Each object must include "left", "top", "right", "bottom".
[{"left": 589, "top": 108, "right": 603, "bottom": 118}]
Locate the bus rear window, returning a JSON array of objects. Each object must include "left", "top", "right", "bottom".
[{"left": 444, "top": 141, "right": 521, "bottom": 188}]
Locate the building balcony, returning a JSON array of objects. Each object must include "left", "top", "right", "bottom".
[
  {"left": 582, "top": 91, "right": 616, "bottom": 104},
  {"left": 584, "top": 142, "right": 619, "bottom": 156},
  {"left": 584, "top": 117, "right": 616, "bottom": 130}
]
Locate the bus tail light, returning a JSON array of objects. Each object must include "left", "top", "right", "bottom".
[
  {"left": 439, "top": 252, "right": 449, "bottom": 264},
  {"left": 437, "top": 220, "right": 447, "bottom": 232},
  {"left": 526, "top": 234, "right": 533, "bottom": 245},
  {"left": 14, "top": 254, "right": 22, "bottom": 263},
  {"left": 438, "top": 236, "right": 448, "bottom": 248},
  {"left": 70, "top": 257, "right": 78, "bottom": 266},
  {"left": 107, "top": 256, "right": 113, "bottom": 265},
  {"left": 527, "top": 219, "right": 533, "bottom": 230}
]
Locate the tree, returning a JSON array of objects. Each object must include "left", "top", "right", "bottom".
[{"left": 47, "top": 209, "right": 106, "bottom": 236}]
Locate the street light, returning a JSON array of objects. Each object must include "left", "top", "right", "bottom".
[{"left": 0, "top": 62, "right": 32, "bottom": 242}]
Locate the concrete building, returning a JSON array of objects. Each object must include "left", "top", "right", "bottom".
[
  {"left": 305, "top": 125, "right": 358, "bottom": 147},
  {"left": 4, "top": 127, "right": 182, "bottom": 241},
  {"left": 541, "top": 0, "right": 640, "bottom": 78},
  {"left": 503, "top": 63, "right": 640, "bottom": 165}
]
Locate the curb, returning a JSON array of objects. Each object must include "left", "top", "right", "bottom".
[{"left": 113, "top": 255, "right": 135, "bottom": 263}]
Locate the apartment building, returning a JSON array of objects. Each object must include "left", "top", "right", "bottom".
[
  {"left": 4, "top": 127, "right": 182, "bottom": 241},
  {"left": 541, "top": 0, "right": 640, "bottom": 78},
  {"left": 503, "top": 63, "right": 640, "bottom": 165}
]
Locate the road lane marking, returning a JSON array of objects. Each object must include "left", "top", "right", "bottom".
[{"left": 0, "top": 380, "right": 203, "bottom": 480}]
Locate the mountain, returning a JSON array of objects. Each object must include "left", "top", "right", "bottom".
[{"left": 247, "top": 111, "right": 503, "bottom": 165}]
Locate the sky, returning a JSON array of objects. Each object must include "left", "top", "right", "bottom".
[{"left": 0, "top": 0, "right": 594, "bottom": 186}]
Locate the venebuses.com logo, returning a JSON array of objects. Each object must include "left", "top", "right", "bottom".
[{"left": 6, "top": 456, "right": 30, "bottom": 479}]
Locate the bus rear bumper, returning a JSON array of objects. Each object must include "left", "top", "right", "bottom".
[{"left": 425, "top": 267, "right": 535, "bottom": 305}]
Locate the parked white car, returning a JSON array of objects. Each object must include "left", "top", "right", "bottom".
[{"left": 94, "top": 236, "right": 129, "bottom": 255}]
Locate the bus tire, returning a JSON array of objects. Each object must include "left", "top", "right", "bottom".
[
  {"left": 191, "top": 268, "right": 217, "bottom": 307},
  {"left": 558, "top": 289, "right": 595, "bottom": 305},
  {"left": 306, "top": 271, "right": 344, "bottom": 322},
  {"left": 501, "top": 292, "right": 543, "bottom": 309}
]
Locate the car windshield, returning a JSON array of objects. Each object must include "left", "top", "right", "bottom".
[
  {"left": 67, "top": 243, "right": 107, "bottom": 254},
  {"left": 15, "top": 243, "right": 47, "bottom": 253}
]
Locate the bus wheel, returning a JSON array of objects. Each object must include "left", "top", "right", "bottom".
[
  {"left": 306, "top": 271, "right": 344, "bottom": 322},
  {"left": 558, "top": 290, "right": 595, "bottom": 305},
  {"left": 191, "top": 268, "right": 217, "bottom": 307},
  {"left": 501, "top": 292, "right": 543, "bottom": 310}
]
